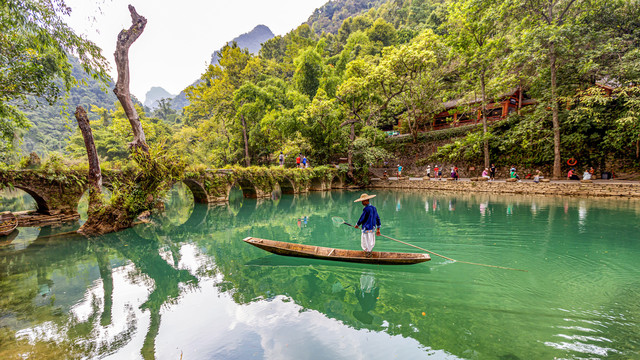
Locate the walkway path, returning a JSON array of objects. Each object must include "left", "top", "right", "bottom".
[{"left": 369, "top": 177, "right": 640, "bottom": 199}]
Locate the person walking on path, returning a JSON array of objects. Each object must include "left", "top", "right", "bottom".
[
  {"left": 426, "top": 165, "right": 431, "bottom": 178},
  {"left": 490, "top": 164, "right": 496, "bottom": 181},
  {"left": 434, "top": 165, "right": 440, "bottom": 180},
  {"left": 302, "top": 155, "right": 308, "bottom": 168},
  {"left": 296, "top": 154, "right": 301, "bottom": 168},
  {"left": 354, "top": 193, "right": 381, "bottom": 256},
  {"left": 278, "top": 152, "right": 285, "bottom": 167},
  {"left": 397, "top": 164, "right": 403, "bottom": 177}
]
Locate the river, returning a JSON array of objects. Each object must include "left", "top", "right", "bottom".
[{"left": 0, "top": 186, "right": 639, "bottom": 359}]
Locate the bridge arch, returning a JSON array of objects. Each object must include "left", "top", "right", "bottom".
[
  {"left": 330, "top": 175, "right": 344, "bottom": 189},
  {"left": 182, "top": 179, "right": 209, "bottom": 203},
  {"left": 14, "top": 186, "right": 50, "bottom": 214},
  {"left": 228, "top": 178, "right": 259, "bottom": 199},
  {"left": 277, "top": 177, "right": 296, "bottom": 194},
  {"left": 308, "top": 176, "right": 324, "bottom": 191}
]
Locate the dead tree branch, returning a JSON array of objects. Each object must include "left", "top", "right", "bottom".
[{"left": 113, "top": 5, "right": 149, "bottom": 152}]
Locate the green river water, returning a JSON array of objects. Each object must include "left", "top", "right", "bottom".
[{"left": 0, "top": 186, "right": 639, "bottom": 359}]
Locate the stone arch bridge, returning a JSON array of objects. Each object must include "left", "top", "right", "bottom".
[{"left": 0, "top": 167, "right": 345, "bottom": 215}]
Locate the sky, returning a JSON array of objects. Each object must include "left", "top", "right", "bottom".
[{"left": 64, "top": 0, "right": 328, "bottom": 100}]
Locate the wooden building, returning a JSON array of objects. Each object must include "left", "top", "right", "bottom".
[
  {"left": 430, "top": 88, "right": 533, "bottom": 130},
  {"left": 391, "top": 83, "right": 616, "bottom": 135}
]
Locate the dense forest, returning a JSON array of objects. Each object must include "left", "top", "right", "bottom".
[
  {"left": 19, "top": 56, "right": 119, "bottom": 155},
  {"left": 2, "top": 0, "right": 640, "bottom": 179}
]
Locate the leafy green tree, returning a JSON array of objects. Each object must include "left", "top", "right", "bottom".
[
  {"left": 293, "top": 46, "right": 324, "bottom": 99},
  {"left": 0, "top": 0, "right": 108, "bottom": 156},
  {"left": 367, "top": 17, "right": 397, "bottom": 49},
  {"left": 300, "top": 89, "right": 346, "bottom": 163},
  {"left": 153, "top": 98, "right": 178, "bottom": 124},
  {"left": 446, "top": 0, "right": 512, "bottom": 168},
  {"left": 336, "top": 59, "right": 377, "bottom": 177},
  {"left": 373, "top": 29, "right": 451, "bottom": 142},
  {"left": 520, "top": 0, "right": 599, "bottom": 178}
]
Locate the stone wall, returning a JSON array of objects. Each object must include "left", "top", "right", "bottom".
[{"left": 369, "top": 179, "right": 640, "bottom": 199}]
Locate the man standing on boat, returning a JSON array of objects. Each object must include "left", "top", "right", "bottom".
[{"left": 354, "top": 193, "right": 381, "bottom": 256}]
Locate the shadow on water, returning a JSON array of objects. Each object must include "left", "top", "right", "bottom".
[{"left": 244, "top": 254, "right": 432, "bottom": 275}]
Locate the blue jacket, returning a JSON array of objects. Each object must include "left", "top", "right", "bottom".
[{"left": 357, "top": 204, "right": 381, "bottom": 232}]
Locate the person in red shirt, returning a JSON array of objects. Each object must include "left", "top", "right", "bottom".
[{"left": 296, "top": 154, "right": 301, "bottom": 168}]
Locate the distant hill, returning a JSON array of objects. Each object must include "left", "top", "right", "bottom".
[
  {"left": 147, "top": 24, "right": 275, "bottom": 114},
  {"left": 144, "top": 86, "right": 174, "bottom": 110},
  {"left": 210, "top": 24, "right": 275, "bottom": 65}
]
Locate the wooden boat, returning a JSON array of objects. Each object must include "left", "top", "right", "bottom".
[
  {"left": 243, "top": 237, "right": 430, "bottom": 265},
  {"left": 0, "top": 212, "right": 18, "bottom": 236}
]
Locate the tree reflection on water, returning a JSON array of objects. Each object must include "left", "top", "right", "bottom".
[{"left": 0, "top": 190, "right": 639, "bottom": 359}]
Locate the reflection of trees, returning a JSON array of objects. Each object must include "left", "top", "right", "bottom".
[
  {"left": 0, "top": 227, "right": 131, "bottom": 358},
  {"left": 191, "top": 190, "right": 640, "bottom": 359},
  {"left": 1, "top": 190, "right": 639, "bottom": 359},
  {"left": 1, "top": 191, "right": 437, "bottom": 358},
  {"left": 0, "top": 223, "right": 197, "bottom": 359},
  {"left": 0, "top": 188, "right": 36, "bottom": 212},
  {"left": 104, "top": 231, "right": 197, "bottom": 360}
]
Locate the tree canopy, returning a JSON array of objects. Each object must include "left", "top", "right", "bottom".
[
  {"left": 0, "top": 0, "right": 109, "bottom": 158},
  {"left": 4, "top": 0, "right": 640, "bottom": 178}
]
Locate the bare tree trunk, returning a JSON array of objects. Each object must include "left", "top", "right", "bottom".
[
  {"left": 113, "top": 5, "right": 149, "bottom": 152},
  {"left": 473, "top": 89, "right": 478, "bottom": 125},
  {"left": 550, "top": 43, "right": 562, "bottom": 179},
  {"left": 480, "top": 73, "right": 490, "bottom": 169},
  {"left": 348, "top": 123, "right": 355, "bottom": 179},
  {"left": 75, "top": 106, "right": 102, "bottom": 192},
  {"left": 240, "top": 114, "right": 250, "bottom": 167},
  {"left": 410, "top": 104, "right": 418, "bottom": 144},
  {"left": 518, "top": 81, "right": 523, "bottom": 115},
  {"left": 75, "top": 106, "right": 114, "bottom": 235},
  {"left": 75, "top": 105, "right": 104, "bottom": 234}
]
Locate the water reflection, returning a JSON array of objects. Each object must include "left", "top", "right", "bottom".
[
  {"left": 353, "top": 272, "right": 379, "bottom": 325},
  {"left": 578, "top": 200, "right": 587, "bottom": 232},
  {"left": 1, "top": 190, "right": 639, "bottom": 359},
  {"left": 0, "top": 188, "right": 37, "bottom": 213}
]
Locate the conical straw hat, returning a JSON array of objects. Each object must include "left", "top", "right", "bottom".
[{"left": 354, "top": 193, "right": 376, "bottom": 202}]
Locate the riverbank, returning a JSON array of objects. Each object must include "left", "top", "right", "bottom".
[{"left": 369, "top": 177, "right": 640, "bottom": 199}]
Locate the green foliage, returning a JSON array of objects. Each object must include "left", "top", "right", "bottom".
[
  {"left": 293, "top": 46, "right": 323, "bottom": 99},
  {"left": 306, "top": 0, "right": 387, "bottom": 35},
  {"left": 0, "top": 0, "right": 109, "bottom": 159},
  {"left": 99, "top": 145, "right": 186, "bottom": 223},
  {"left": 6, "top": 0, "right": 640, "bottom": 177},
  {"left": 67, "top": 103, "right": 171, "bottom": 162}
]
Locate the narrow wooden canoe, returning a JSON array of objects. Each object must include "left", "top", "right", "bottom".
[
  {"left": 0, "top": 212, "right": 18, "bottom": 236},
  {"left": 243, "top": 237, "right": 430, "bottom": 265}
]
